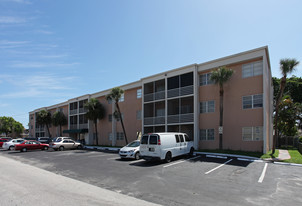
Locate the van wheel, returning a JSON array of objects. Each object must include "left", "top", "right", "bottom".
[
  {"left": 165, "top": 152, "right": 172, "bottom": 163},
  {"left": 189, "top": 147, "right": 194, "bottom": 157}
]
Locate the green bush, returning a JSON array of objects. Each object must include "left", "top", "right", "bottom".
[{"left": 299, "top": 136, "right": 302, "bottom": 143}]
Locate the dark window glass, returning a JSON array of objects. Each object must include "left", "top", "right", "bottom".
[
  {"left": 149, "top": 135, "right": 158, "bottom": 145},
  {"left": 179, "top": 135, "right": 184, "bottom": 142},
  {"left": 141, "top": 135, "right": 148, "bottom": 144},
  {"left": 184, "top": 134, "right": 192, "bottom": 141},
  {"left": 181, "top": 72, "right": 193, "bottom": 87},
  {"left": 168, "top": 76, "right": 179, "bottom": 90},
  {"left": 175, "top": 135, "right": 180, "bottom": 143}
]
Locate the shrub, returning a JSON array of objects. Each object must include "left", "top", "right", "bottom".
[{"left": 299, "top": 136, "right": 302, "bottom": 143}]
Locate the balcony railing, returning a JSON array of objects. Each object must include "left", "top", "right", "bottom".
[
  {"left": 35, "top": 127, "right": 45, "bottom": 132},
  {"left": 144, "top": 91, "right": 165, "bottom": 102},
  {"left": 70, "top": 109, "right": 78, "bottom": 115},
  {"left": 167, "top": 113, "right": 194, "bottom": 124},
  {"left": 70, "top": 124, "right": 78, "bottom": 130},
  {"left": 79, "top": 108, "right": 87, "bottom": 114},
  {"left": 79, "top": 123, "right": 88, "bottom": 129},
  {"left": 144, "top": 116, "right": 165, "bottom": 126},
  {"left": 167, "top": 85, "right": 193, "bottom": 98}
]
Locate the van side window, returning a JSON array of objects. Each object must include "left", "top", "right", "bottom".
[
  {"left": 149, "top": 135, "right": 158, "bottom": 145},
  {"left": 179, "top": 135, "right": 184, "bottom": 142},
  {"left": 184, "top": 134, "right": 192, "bottom": 142},
  {"left": 175, "top": 135, "right": 180, "bottom": 143},
  {"left": 141, "top": 135, "right": 148, "bottom": 144}
]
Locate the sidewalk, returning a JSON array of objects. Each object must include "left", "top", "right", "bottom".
[{"left": 264, "top": 149, "right": 291, "bottom": 161}]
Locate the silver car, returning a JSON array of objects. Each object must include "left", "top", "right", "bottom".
[{"left": 50, "top": 139, "right": 82, "bottom": 151}]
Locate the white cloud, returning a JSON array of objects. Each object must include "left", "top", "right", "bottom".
[
  {"left": 1, "top": 0, "right": 32, "bottom": 4},
  {"left": 35, "top": 30, "right": 54, "bottom": 35},
  {"left": 0, "top": 16, "right": 27, "bottom": 24},
  {"left": 0, "top": 40, "right": 30, "bottom": 49}
]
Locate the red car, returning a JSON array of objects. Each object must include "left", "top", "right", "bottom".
[
  {"left": 15, "top": 140, "right": 49, "bottom": 152},
  {"left": 0, "top": 138, "right": 9, "bottom": 148}
]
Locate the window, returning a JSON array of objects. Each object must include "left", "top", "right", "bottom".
[
  {"left": 141, "top": 135, "right": 148, "bottom": 144},
  {"left": 179, "top": 135, "right": 184, "bottom": 142},
  {"left": 243, "top": 94, "right": 263, "bottom": 109},
  {"left": 175, "top": 135, "right": 180, "bottom": 143},
  {"left": 199, "top": 73, "right": 213, "bottom": 86},
  {"left": 117, "top": 132, "right": 124, "bottom": 140},
  {"left": 109, "top": 114, "right": 112, "bottom": 122},
  {"left": 119, "top": 93, "right": 124, "bottom": 102},
  {"left": 149, "top": 135, "right": 158, "bottom": 145},
  {"left": 200, "top": 101, "right": 215, "bottom": 113},
  {"left": 242, "top": 126, "right": 263, "bottom": 141},
  {"left": 200, "top": 129, "right": 214, "bottom": 141},
  {"left": 137, "top": 89, "right": 142, "bottom": 99},
  {"left": 136, "top": 110, "right": 142, "bottom": 120},
  {"left": 184, "top": 134, "right": 192, "bottom": 141},
  {"left": 242, "top": 61, "right": 263, "bottom": 78},
  {"left": 108, "top": 133, "right": 112, "bottom": 141}
]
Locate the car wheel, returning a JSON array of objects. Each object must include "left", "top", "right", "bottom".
[
  {"left": 77, "top": 145, "right": 83, "bottom": 150},
  {"left": 43, "top": 146, "right": 48, "bottom": 150},
  {"left": 22, "top": 147, "right": 27, "bottom": 152},
  {"left": 189, "top": 147, "right": 194, "bottom": 157},
  {"left": 135, "top": 152, "right": 140, "bottom": 160},
  {"left": 59, "top": 146, "right": 64, "bottom": 151},
  {"left": 165, "top": 152, "right": 172, "bottom": 163},
  {"left": 9, "top": 146, "right": 13, "bottom": 150}
]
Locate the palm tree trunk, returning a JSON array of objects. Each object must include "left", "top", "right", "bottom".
[
  {"left": 116, "top": 103, "right": 128, "bottom": 145},
  {"left": 46, "top": 124, "right": 51, "bottom": 138},
  {"left": 273, "top": 76, "right": 286, "bottom": 154},
  {"left": 59, "top": 125, "right": 62, "bottom": 136},
  {"left": 94, "top": 121, "right": 98, "bottom": 145},
  {"left": 219, "top": 88, "right": 224, "bottom": 150}
]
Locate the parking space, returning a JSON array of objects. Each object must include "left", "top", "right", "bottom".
[{"left": 1, "top": 148, "right": 301, "bottom": 206}]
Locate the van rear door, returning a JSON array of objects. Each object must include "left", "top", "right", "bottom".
[
  {"left": 179, "top": 134, "right": 186, "bottom": 154},
  {"left": 148, "top": 134, "right": 161, "bottom": 157}
]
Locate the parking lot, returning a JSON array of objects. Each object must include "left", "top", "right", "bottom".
[{"left": 1, "top": 148, "right": 302, "bottom": 206}]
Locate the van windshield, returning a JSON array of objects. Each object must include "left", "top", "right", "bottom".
[
  {"left": 141, "top": 135, "right": 148, "bottom": 144},
  {"left": 149, "top": 135, "right": 158, "bottom": 145}
]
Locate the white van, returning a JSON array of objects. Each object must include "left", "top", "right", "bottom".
[{"left": 140, "top": 133, "right": 194, "bottom": 163}]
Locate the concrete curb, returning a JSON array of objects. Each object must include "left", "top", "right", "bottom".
[
  {"left": 273, "top": 161, "right": 302, "bottom": 167},
  {"left": 84, "top": 146, "right": 120, "bottom": 152},
  {"left": 195, "top": 152, "right": 260, "bottom": 160}
]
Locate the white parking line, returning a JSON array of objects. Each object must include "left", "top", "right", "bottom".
[
  {"left": 163, "top": 156, "right": 201, "bottom": 168},
  {"left": 92, "top": 154, "right": 117, "bottom": 157},
  {"left": 258, "top": 163, "right": 268, "bottom": 183},
  {"left": 163, "top": 160, "right": 186, "bottom": 168},
  {"left": 107, "top": 157, "right": 120, "bottom": 160},
  {"left": 205, "top": 159, "right": 233, "bottom": 175}
]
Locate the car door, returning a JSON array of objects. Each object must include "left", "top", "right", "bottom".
[
  {"left": 174, "top": 134, "right": 181, "bottom": 156},
  {"left": 25, "top": 141, "right": 33, "bottom": 150}
]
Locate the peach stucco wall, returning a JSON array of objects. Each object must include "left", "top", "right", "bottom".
[
  {"left": 95, "top": 87, "right": 142, "bottom": 146},
  {"left": 199, "top": 58, "right": 264, "bottom": 152}
]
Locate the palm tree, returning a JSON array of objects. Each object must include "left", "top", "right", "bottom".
[
  {"left": 210, "top": 66, "right": 234, "bottom": 150},
  {"left": 52, "top": 111, "right": 67, "bottom": 136},
  {"left": 106, "top": 87, "right": 128, "bottom": 145},
  {"left": 273, "top": 58, "right": 299, "bottom": 154},
  {"left": 84, "top": 98, "right": 106, "bottom": 145},
  {"left": 36, "top": 110, "right": 52, "bottom": 137}
]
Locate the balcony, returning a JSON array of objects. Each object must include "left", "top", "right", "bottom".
[
  {"left": 167, "top": 85, "right": 193, "bottom": 99},
  {"left": 70, "top": 124, "right": 78, "bottom": 130},
  {"left": 144, "top": 116, "right": 165, "bottom": 126},
  {"left": 144, "top": 91, "right": 165, "bottom": 102},
  {"left": 79, "top": 123, "right": 88, "bottom": 129},
  {"left": 167, "top": 113, "right": 194, "bottom": 124},
  {"left": 79, "top": 108, "right": 87, "bottom": 114},
  {"left": 70, "top": 109, "right": 78, "bottom": 115}
]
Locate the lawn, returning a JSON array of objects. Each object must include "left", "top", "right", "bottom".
[
  {"left": 283, "top": 149, "right": 302, "bottom": 164},
  {"left": 261, "top": 150, "right": 279, "bottom": 159}
]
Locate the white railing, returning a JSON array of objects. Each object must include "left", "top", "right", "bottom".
[
  {"left": 144, "top": 116, "right": 165, "bottom": 126},
  {"left": 70, "top": 125, "right": 78, "bottom": 130},
  {"left": 70, "top": 109, "right": 78, "bottom": 115},
  {"left": 79, "top": 123, "right": 88, "bottom": 129},
  {"left": 167, "top": 85, "right": 194, "bottom": 98},
  {"left": 167, "top": 113, "right": 194, "bottom": 124}
]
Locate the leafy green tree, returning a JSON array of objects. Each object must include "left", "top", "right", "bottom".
[
  {"left": 210, "top": 66, "right": 234, "bottom": 150},
  {"left": 0, "top": 116, "right": 24, "bottom": 137},
  {"left": 12, "top": 121, "right": 24, "bottom": 136},
  {"left": 52, "top": 111, "right": 67, "bottom": 136},
  {"left": 277, "top": 97, "right": 299, "bottom": 136},
  {"left": 106, "top": 87, "right": 128, "bottom": 145},
  {"left": 36, "top": 110, "right": 52, "bottom": 137},
  {"left": 273, "top": 76, "right": 302, "bottom": 104},
  {"left": 84, "top": 98, "right": 106, "bottom": 145},
  {"left": 273, "top": 58, "right": 299, "bottom": 154}
]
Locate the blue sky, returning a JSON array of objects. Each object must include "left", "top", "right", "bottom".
[{"left": 0, "top": 0, "right": 301, "bottom": 129}]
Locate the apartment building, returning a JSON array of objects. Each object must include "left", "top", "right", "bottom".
[{"left": 29, "top": 46, "right": 273, "bottom": 153}]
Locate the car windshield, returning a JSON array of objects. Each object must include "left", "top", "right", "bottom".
[
  {"left": 54, "top": 138, "right": 62, "bottom": 142},
  {"left": 126, "top": 141, "right": 140, "bottom": 147}
]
